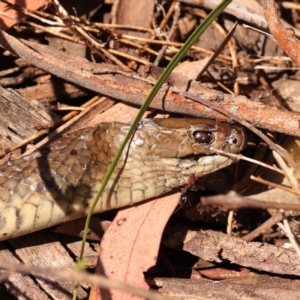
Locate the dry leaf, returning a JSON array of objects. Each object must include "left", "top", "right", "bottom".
[{"left": 90, "top": 193, "right": 180, "bottom": 300}]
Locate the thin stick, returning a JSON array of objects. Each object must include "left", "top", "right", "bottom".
[
  {"left": 0, "top": 259, "right": 169, "bottom": 300},
  {"left": 278, "top": 210, "right": 300, "bottom": 258},
  {"left": 210, "top": 148, "right": 284, "bottom": 175},
  {"left": 202, "top": 191, "right": 300, "bottom": 211},
  {"left": 251, "top": 175, "right": 300, "bottom": 197}
]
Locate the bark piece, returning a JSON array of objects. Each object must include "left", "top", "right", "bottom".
[
  {"left": 0, "top": 86, "right": 58, "bottom": 140},
  {"left": 152, "top": 275, "right": 300, "bottom": 300},
  {"left": 0, "top": 243, "right": 48, "bottom": 300},
  {"left": 183, "top": 230, "right": 300, "bottom": 276},
  {"left": 8, "top": 231, "right": 87, "bottom": 299}
]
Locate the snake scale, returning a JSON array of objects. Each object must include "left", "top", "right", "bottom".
[{"left": 0, "top": 118, "right": 247, "bottom": 240}]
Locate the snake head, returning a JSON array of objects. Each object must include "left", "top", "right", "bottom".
[{"left": 147, "top": 118, "right": 247, "bottom": 158}]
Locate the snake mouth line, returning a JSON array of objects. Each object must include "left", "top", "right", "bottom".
[
  {"left": 180, "top": 153, "right": 233, "bottom": 161},
  {"left": 183, "top": 153, "right": 211, "bottom": 159}
]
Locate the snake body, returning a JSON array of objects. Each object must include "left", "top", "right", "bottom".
[{"left": 0, "top": 118, "right": 246, "bottom": 240}]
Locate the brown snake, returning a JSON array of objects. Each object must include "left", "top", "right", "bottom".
[{"left": 0, "top": 118, "right": 247, "bottom": 240}]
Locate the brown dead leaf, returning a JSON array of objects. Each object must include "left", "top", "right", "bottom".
[{"left": 89, "top": 193, "right": 180, "bottom": 300}]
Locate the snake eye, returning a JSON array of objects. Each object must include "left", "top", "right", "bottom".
[{"left": 193, "top": 131, "right": 214, "bottom": 144}]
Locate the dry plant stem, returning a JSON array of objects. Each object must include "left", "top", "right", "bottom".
[
  {"left": 29, "top": 6, "right": 61, "bottom": 22},
  {"left": 226, "top": 210, "right": 234, "bottom": 235},
  {"left": 255, "top": 65, "right": 299, "bottom": 71},
  {"left": 192, "top": 8, "right": 238, "bottom": 93},
  {"left": 242, "top": 211, "right": 290, "bottom": 242},
  {"left": 273, "top": 151, "right": 300, "bottom": 193},
  {"left": 23, "top": 96, "right": 113, "bottom": 156},
  {"left": 196, "top": 21, "right": 237, "bottom": 80},
  {"left": 118, "top": 34, "right": 232, "bottom": 60},
  {"left": 0, "top": 95, "right": 105, "bottom": 158},
  {"left": 23, "top": 4, "right": 155, "bottom": 34},
  {"left": 26, "top": 14, "right": 231, "bottom": 62},
  {"left": 282, "top": 2, "right": 300, "bottom": 10},
  {"left": 54, "top": 95, "right": 105, "bottom": 126},
  {"left": 251, "top": 175, "right": 300, "bottom": 197},
  {"left": 18, "top": 8, "right": 60, "bottom": 25},
  {"left": 202, "top": 191, "right": 300, "bottom": 211},
  {"left": 54, "top": 106, "right": 84, "bottom": 111},
  {"left": 26, "top": 18, "right": 152, "bottom": 67},
  {"left": 249, "top": 55, "right": 292, "bottom": 64},
  {"left": 242, "top": 148, "right": 300, "bottom": 242},
  {"left": 181, "top": 91, "right": 297, "bottom": 169},
  {"left": 0, "top": 0, "right": 62, "bottom": 25},
  {"left": 118, "top": 38, "right": 172, "bottom": 60},
  {"left": 0, "top": 260, "right": 168, "bottom": 300},
  {"left": 0, "top": 66, "right": 19, "bottom": 76},
  {"left": 0, "top": 10, "right": 17, "bottom": 22},
  {"left": 21, "top": 4, "right": 155, "bottom": 33},
  {"left": 108, "top": 48, "right": 151, "bottom": 65},
  {"left": 24, "top": 20, "right": 83, "bottom": 43},
  {"left": 24, "top": 20, "right": 107, "bottom": 64},
  {"left": 93, "top": 22, "right": 154, "bottom": 34},
  {"left": 216, "top": 83, "right": 233, "bottom": 95},
  {"left": 52, "top": 0, "right": 131, "bottom": 71},
  {"left": 229, "top": 37, "right": 239, "bottom": 94},
  {"left": 278, "top": 210, "right": 300, "bottom": 258},
  {"left": 210, "top": 148, "right": 283, "bottom": 175},
  {"left": 158, "top": 1, "right": 177, "bottom": 30},
  {"left": 0, "top": 129, "right": 48, "bottom": 158},
  {"left": 232, "top": 143, "right": 269, "bottom": 193},
  {"left": 234, "top": 210, "right": 294, "bottom": 253},
  {"left": 271, "top": 152, "right": 300, "bottom": 255},
  {"left": 154, "top": 2, "right": 180, "bottom": 65},
  {"left": 262, "top": 0, "right": 300, "bottom": 68},
  {"left": 74, "top": 26, "right": 131, "bottom": 70},
  {"left": 19, "top": 15, "right": 233, "bottom": 63},
  {"left": 57, "top": 12, "right": 155, "bottom": 33},
  {"left": 255, "top": 69, "right": 288, "bottom": 110},
  {"left": 211, "top": 75, "right": 235, "bottom": 95}
]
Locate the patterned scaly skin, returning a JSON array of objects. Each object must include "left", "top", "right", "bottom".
[{"left": 0, "top": 118, "right": 247, "bottom": 240}]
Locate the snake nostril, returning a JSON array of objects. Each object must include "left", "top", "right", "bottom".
[{"left": 232, "top": 137, "right": 238, "bottom": 144}]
